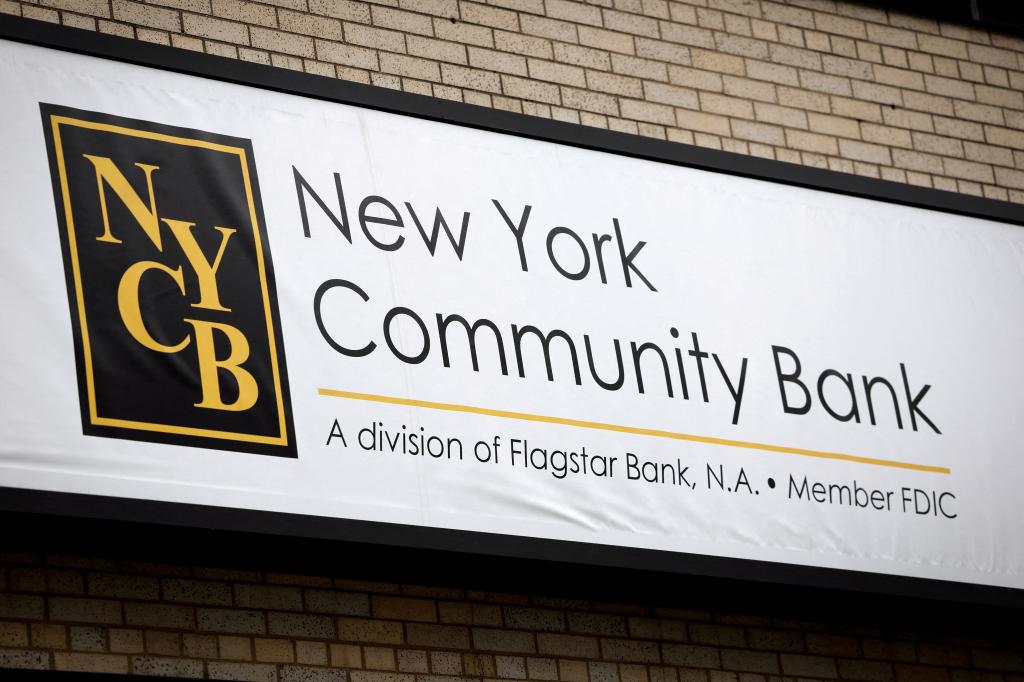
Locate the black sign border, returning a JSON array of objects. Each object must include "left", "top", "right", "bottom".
[{"left": 1, "top": 16, "right": 1022, "bottom": 608}]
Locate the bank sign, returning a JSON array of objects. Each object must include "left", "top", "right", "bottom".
[{"left": 0, "top": 35, "right": 1021, "bottom": 595}]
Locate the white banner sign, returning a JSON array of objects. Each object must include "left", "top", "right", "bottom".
[{"left": 1, "top": 38, "right": 1022, "bottom": 591}]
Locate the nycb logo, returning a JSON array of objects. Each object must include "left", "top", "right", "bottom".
[{"left": 42, "top": 105, "right": 294, "bottom": 456}]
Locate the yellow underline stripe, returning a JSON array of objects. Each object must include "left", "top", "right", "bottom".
[{"left": 317, "top": 388, "right": 950, "bottom": 475}]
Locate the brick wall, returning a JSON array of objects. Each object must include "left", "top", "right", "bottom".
[
  {"left": 1, "top": 0, "right": 1024, "bottom": 202},
  {"left": 0, "top": 552, "right": 1022, "bottom": 680}
]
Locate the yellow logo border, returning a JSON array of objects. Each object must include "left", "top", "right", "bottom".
[{"left": 49, "top": 114, "right": 289, "bottom": 447}]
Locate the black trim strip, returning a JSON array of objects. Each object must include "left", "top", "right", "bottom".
[
  {"left": 0, "top": 16, "right": 1021, "bottom": 609},
  {"left": 1, "top": 487, "right": 1021, "bottom": 609}
]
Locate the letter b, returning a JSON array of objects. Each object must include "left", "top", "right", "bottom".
[
  {"left": 772, "top": 345, "right": 811, "bottom": 415},
  {"left": 184, "top": 319, "right": 259, "bottom": 411}
]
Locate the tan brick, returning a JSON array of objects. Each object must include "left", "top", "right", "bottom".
[
  {"left": 462, "top": 1, "right": 518, "bottom": 31},
  {"left": 866, "top": 23, "right": 918, "bottom": 49},
  {"left": 753, "top": 102, "right": 807, "bottom": 128},
  {"left": 57, "top": 14, "right": 95, "bottom": 32},
  {"left": 561, "top": 86, "right": 619, "bottom": 115},
  {"left": 558, "top": 659, "right": 589, "bottom": 682},
  {"left": 700, "top": 91, "right": 753, "bottom": 118},
  {"left": 893, "top": 148, "right": 944, "bottom": 173},
  {"left": 872, "top": 64, "right": 924, "bottom": 90},
  {"left": 881, "top": 106, "right": 932, "bottom": 131},
  {"left": 309, "top": 0, "right": 370, "bottom": 22},
  {"left": 528, "top": 58, "right": 585, "bottom": 86},
  {"left": 944, "top": 158, "right": 996, "bottom": 183},
  {"left": 586, "top": 70, "right": 642, "bottom": 97},
  {"left": 208, "top": 661, "right": 277, "bottom": 682},
  {"left": 642, "top": 81, "right": 698, "bottom": 108},
  {"left": 289, "top": 641, "right": 326, "bottom": 666},
  {"left": 0, "top": 595, "right": 45, "bottom": 620},
  {"left": 691, "top": 623, "right": 745, "bottom": 647},
  {"left": 219, "top": 635, "right": 253, "bottom": 660},
  {"left": 975, "top": 84, "right": 1023, "bottom": 110},
  {"left": 520, "top": 14, "right": 575, "bottom": 43},
  {"left": 903, "top": 90, "right": 953, "bottom": 116},
  {"left": 690, "top": 48, "right": 744, "bottom": 75},
  {"left": 162, "top": 579, "right": 232, "bottom": 606},
  {"left": 537, "top": 633, "right": 600, "bottom": 658},
  {"left": 277, "top": 9, "right": 341, "bottom": 39},
  {"left": 620, "top": 98, "right": 675, "bottom": 125},
  {"left": 713, "top": 32, "right": 768, "bottom": 60},
  {"left": 405, "top": 623, "right": 470, "bottom": 649},
  {"left": 577, "top": 26, "right": 633, "bottom": 55},
  {"left": 658, "top": 20, "right": 713, "bottom": 48},
  {"left": 371, "top": 6, "right": 432, "bottom": 35},
  {"left": 912, "top": 131, "right": 964, "bottom": 156},
  {"left": 30, "top": 623, "right": 67, "bottom": 649},
  {"left": 604, "top": 8, "right": 659, "bottom": 37},
  {"left": 0, "top": 623, "right": 28, "bottom": 648},
  {"left": 250, "top": 25, "right": 314, "bottom": 56},
  {"left": 180, "top": 12, "right": 248, "bottom": 43},
  {"left": 722, "top": 649, "right": 780, "bottom": 673},
  {"left": 210, "top": 0, "right": 274, "bottom": 27},
  {"left": 862, "top": 122, "right": 913, "bottom": 147},
  {"left": 255, "top": 637, "right": 295, "bottom": 663},
  {"left": 782, "top": 654, "right": 838, "bottom": 677},
  {"left": 662, "top": 643, "right": 720, "bottom": 668},
  {"left": 144, "top": 631, "right": 180, "bottom": 656},
  {"left": 546, "top": 0, "right": 601, "bottom": 27},
  {"left": 50, "top": 598, "right": 122, "bottom": 625},
  {"left": 822, "top": 55, "right": 873, "bottom": 79},
  {"left": 380, "top": 53, "right": 441, "bottom": 80},
  {"left": 437, "top": 602, "right": 502, "bottom": 626},
  {"left": 964, "top": 141, "right": 1015, "bottom": 167},
  {"left": 400, "top": 0, "right": 459, "bottom": 17},
  {"left": 316, "top": 39, "right": 379, "bottom": 70},
  {"left": 500, "top": 31, "right": 554, "bottom": 59},
  {"left": 601, "top": 638, "right": 661, "bottom": 663},
  {"left": 786, "top": 129, "right": 840, "bottom": 155},
  {"left": 365, "top": 646, "right": 397, "bottom": 670},
  {"left": 967, "top": 43, "right": 1019, "bottom": 69},
  {"left": 745, "top": 59, "right": 799, "bottom": 86},
  {"left": 723, "top": 74, "right": 776, "bottom": 102},
  {"left": 179, "top": 633, "right": 216, "bottom": 659},
  {"left": 851, "top": 80, "right": 901, "bottom": 106},
  {"left": 434, "top": 17, "right": 494, "bottom": 47},
  {"left": 337, "top": 618, "right": 404, "bottom": 645},
  {"left": 40, "top": 0, "right": 110, "bottom": 17},
  {"left": 430, "top": 650, "right": 463, "bottom": 674},
  {"left": 924, "top": 74, "right": 974, "bottom": 100},
  {"left": 952, "top": 100, "right": 1005, "bottom": 126},
  {"left": 554, "top": 42, "right": 609, "bottom": 70},
  {"left": 800, "top": 70, "right": 852, "bottom": 96},
  {"left": 21, "top": 6, "right": 60, "bottom": 22},
  {"left": 503, "top": 74, "right": 561, "bottom": 102},
  {"left": 442, "top": 63, "right": 502, "bottom": 92},
  {"left": 808, "top": 112, "right": 860, "bottom": 138},
  {"left": 814, "top": 12, "right": 866, "bottom": 39},
  {"left": 667, "top": 65, "right": 722, "bottom": 91},
  {"left": 329, "top": 643, "right": 363, "bottom": 668},
  {"left": 54, "top": 652, "right": 129, "bottom": 674},
  {"left": 112, "top": 0, "right": 179, "bottom": 31},
  {"left": 473, "top": 627, "right": 537, "bottom": 653},
  {"left": 996, "top": 167, "right": 1024, "bottom": 189},
  {"left": 129, "top": 657, "right": 203, "bottom": 677}
]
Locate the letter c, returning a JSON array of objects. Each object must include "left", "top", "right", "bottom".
[
  {"left": 117, "top": 260, "right": 190, "bottom": 353},
  {"left": 313, "top": 278, "right": 376, "bottom": 357}
]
